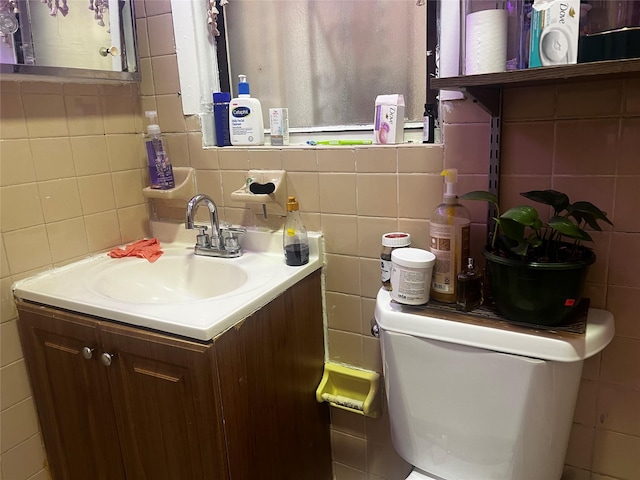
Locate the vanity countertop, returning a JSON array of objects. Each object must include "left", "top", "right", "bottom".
[{"left": 13, "top": 222, "right": 323, "bottom": 341}]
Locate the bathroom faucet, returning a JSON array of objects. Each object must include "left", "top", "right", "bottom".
[{"left": 185, "top": 194, "right": 245, "bottom": 258}]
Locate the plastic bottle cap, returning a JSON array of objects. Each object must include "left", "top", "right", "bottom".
[
  {"left": 238, "top": 74, "right": 250, "bottom": 95},
  {"left": 442, "top": 168, "right": 458, "bottom": 200},
  {"left": 213, "top": 92, "right": 231, "bottom": 103},
  {"left": 391, "top": 248, "right": 436, "bottom": 268},
  {"left": 145, "top": 110, "right": 161, "bottom": 135},
  {"left": 382, "top": 232, "right": 411, "bottom": 248},
  {"left": 287, "top": 196, "right": 299, "bottom": 211}
]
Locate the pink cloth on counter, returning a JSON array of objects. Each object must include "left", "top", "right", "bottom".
[{"left": 108, "top": 238, "right": 163, "bottom": 263}]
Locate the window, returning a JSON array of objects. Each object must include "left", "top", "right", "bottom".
[{"left": 172, "top": 0, "right": 427, "bottom": 145}]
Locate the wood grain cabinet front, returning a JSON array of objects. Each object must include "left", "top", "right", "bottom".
[{"left": 17, "top": 270, "right": 331, "bottom": 480}]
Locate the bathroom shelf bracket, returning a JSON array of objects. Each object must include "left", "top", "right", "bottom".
[{"left": 462, "top": 86, "right": 501, "bottom": 117}]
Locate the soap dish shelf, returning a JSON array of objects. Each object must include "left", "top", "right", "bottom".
[
  {"left": 142, "top": 167, "right": 196, "bottom": 201},
  {"left": 315, "top": 362, "right": 381, "bottom": 417}
]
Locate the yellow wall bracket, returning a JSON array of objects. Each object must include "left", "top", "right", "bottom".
[{"left": 315, "top": 363, "right": 381, "bottom": 418}]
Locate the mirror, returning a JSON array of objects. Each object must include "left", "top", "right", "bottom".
[{"left": 0, "top": 0, "right": 139, "bottom": 82}]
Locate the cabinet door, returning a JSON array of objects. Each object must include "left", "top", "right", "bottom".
[
  {"left": 215, "top": 270, "right": 331, "bottom": 480},
  {"left": 17, "top": 303, "right": 125, "bottom": 480},
  {"left": 99, "top": 322, "right": 228, "bottom": 480}
]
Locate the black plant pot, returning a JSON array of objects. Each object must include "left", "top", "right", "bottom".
[{"left": 483, "top": 247, "right": 595, "bottom": 326}]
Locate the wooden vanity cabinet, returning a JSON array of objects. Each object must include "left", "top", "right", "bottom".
[
  {"left": 17, "top": 270, "right": 331, "bottom": 480},
  {"left": 17, "top": 302, "right": 228, "bottom": 480}
]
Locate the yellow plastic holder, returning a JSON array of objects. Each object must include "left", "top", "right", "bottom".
[{"left": 315, "top": 363, "right": 381, "bottom": 417}]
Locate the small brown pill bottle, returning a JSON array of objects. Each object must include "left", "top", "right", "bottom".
[{"left": 381, "top": 232, "right": 411, "bottom": 290}]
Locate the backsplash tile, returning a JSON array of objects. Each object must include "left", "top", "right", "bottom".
[
  {"left": 502, "top": 85, "right": 556, "bottom": 120},
  {"left": 397, "top": 173, "right": 441, "bottom": 219},
  {"left": 355, "top": 147, "right": 396, "bottom": 173},
  {"left": 600, "top": 337, "right": 640, "bottom": 389},
  {"left": 596, "top": 384, "right": 640, "bottom": 437},
  {"left": 500, "top": 121, "right": 554, "bottom": 175},
  {"left": 3, "top": 226, "right": 52, "bottom": 275},
  {"left": 592, "top": 429, "right": 640, "bottom": 480},
  {"left": 554, "top": 119, "right": 619, "bottom": 175},
  {"left": 22, "top": 94, "right": 70, "bottom": 138},
  {"left": 0, "top": 140, "right": 36, "bottom": 186},
  {"left": 70, "top": 136, "right": 111, "bottom": 175},
  {"left": 0, "top": 184, "right": 44, "bottom": 232},
  {"left": 319, "top": 173, "right": 357, "bottom": 215},
  {"left": 38, "top": 178, "right": 83, "bottom": 223},
  {"left": 441, "top": 122, "right": 490, "bottom": 174},
  {"left": 618, "top": 117, "right": 640, "bottom": 175},
  {"left": 65, "top": 94, "right": 104, "bottom": 136},
  {"left": 146, "top": 13, "right": 176, "bottom": 57},
  {"left": 357, "top": 174, "right": 398, "bottom": 218},
  {"left": 0, "top": 94, "right": 28, "bottom": 139},
  {"left": 556, "top": 80, "right": 623, "bottom": 118},
  {"left": 608, "top": 233, "right": 640, "bottom": 288},
  {"left": 321, "top": 214, "right": 359, "bottom": 256}
]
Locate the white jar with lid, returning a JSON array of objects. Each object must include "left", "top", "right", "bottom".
[
  {"left": 390, "top": 248, "right": 436, "bottom": 305},
  {"left": 381, "top": 233, "right": 411, "bottom": 290}
]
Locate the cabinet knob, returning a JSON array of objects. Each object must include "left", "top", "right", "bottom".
[
  {"left": 100, "top": 352, "right": 114, "bottom": 366},
  {"left": 81, "top": 347, "right": 94, "bottom": 360}
]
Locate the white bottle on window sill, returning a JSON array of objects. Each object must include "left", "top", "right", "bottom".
[{"left": 229, "top": 74, "right": 265, "bottom": 146}]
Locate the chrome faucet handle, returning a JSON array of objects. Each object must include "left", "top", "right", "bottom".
[
  {"left": 220, "top": 226, "right": 246, "bottom": 252},
  {"left": 194, "top": 225, "right": 210, "bottom": 247}
]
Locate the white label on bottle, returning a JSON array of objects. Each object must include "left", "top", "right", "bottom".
[
  {"left": 423, "top": 116, "right": 432, "bottom": 142},
  {"left": 381, "top": 259, "right": 392, "bottom": 283}
]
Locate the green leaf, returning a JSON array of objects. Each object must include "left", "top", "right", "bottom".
[
  {"left": 569, "top": 201, "right": 614, "bottom": 227},
  {"left": 501, "top": 205, "right": 539, "bottom": 227},
  {"left": 521, "top": 190, "right": 570, "bottom": 213},
  {"left": 572, "top": 211, "right": 602, "bottom": 232},
  {"left": 548, "top": 216, "right": 592, "bottom": 241},
  {"left": 527, "top": 232, "right": 542, "bottom": 248},
  {"left": 497, "top": 217, "right": 525, "bottom": 243},
  {"left": 510, "top": 241, "right": 529, "bottom": 257},
  {"left": 459, "top": 191, "right": 498, "bottom": 205},
  {"left": 532, "top": 218, "right": 544, "bottom": 232}
]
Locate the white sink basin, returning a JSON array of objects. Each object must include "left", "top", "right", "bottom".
[
  {"left": 92, "top": 255, "right": 250, "bottom": 303},
  {"left": 13, "top": 222, "right": 323, "bottom": 340}
]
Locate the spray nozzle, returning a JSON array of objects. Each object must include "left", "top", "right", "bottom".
[
  {"left": 145, "top": 110, "right": 160, "bottom": 135},
  {"left": 441, "top": 168, "right": 458, "bottom": 200},
  {"left": 238, "top": 74, "right": 250, "bottom": 95},
  {"left": 145, "top": 110, "right": 158, "bottom": 124}
]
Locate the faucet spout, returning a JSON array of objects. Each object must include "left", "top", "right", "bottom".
[
  {"left": 185, "top": 194, "right": 245, "bottom": 258},
  {"left": 185, "top": 194, "right": 220, "bottom": 246}
]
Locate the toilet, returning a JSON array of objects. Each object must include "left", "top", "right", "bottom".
[{"left": 374, "top": 288, "right": 615, "bottom": 480}]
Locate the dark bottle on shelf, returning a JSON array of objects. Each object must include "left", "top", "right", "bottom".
[
  {"left": 283, "top": 196, "right": 309, "bottom": 266},
  {"left": 456, "top": 257, "right": 483, "bottom": 312}
]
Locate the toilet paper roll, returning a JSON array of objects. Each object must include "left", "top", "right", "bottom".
[{"left": 465, "top": 9, "right": 508, "bottom": 75}]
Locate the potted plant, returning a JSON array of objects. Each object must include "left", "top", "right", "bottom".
[{"left": 459, "top": 189, "right": 613, "bottom": 326}]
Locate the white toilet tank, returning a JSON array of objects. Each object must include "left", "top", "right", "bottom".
[{"left": 374, "top": 288, "right": 615, "bottom": 480}]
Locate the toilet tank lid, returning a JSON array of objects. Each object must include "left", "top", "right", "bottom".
[{"left": 374, "top": 289, "right": 614, "bottom": 362}]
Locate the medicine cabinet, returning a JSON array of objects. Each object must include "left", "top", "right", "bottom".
[{"left": 0, "top": 0, "right": 139, "bottom": 82}]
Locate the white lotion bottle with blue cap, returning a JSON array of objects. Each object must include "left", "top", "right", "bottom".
[{"left": 229, "top": 74, "right": 264, "bottom": 146}]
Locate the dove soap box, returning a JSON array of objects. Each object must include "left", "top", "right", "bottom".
[
  {"left": 374, "top": 94, "right": 405, "bottom": 144},
  {"left": 529, "top": 0, "right": 580, "bottom": 68}
]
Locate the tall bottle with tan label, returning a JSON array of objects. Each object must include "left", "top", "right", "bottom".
[{"left": 429, "top": 169, "right": 471, "bottom": 303}]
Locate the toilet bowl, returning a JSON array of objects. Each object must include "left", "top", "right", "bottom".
[{"left": 374, "top": 288, "right": 615, "bottom": 480}]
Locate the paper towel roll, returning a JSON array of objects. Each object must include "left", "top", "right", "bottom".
[
  {"left": 439, "top": 0, "right": 464, "bottom": 100},
  {"left": 465, "top": 9, "right": 508, "bottom": 75}
]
